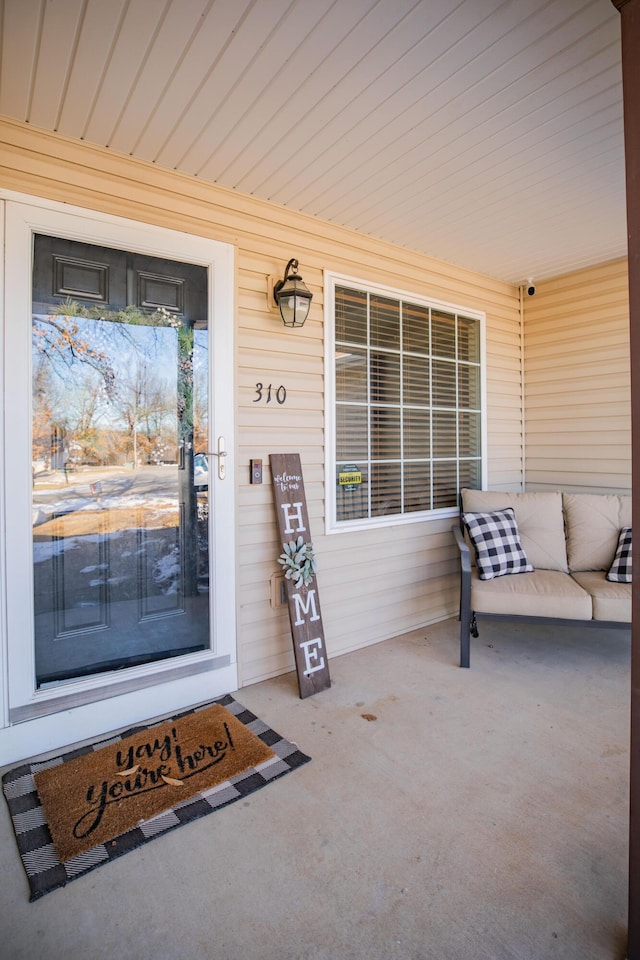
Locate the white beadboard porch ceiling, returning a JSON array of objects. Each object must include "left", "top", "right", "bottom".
[{"left": 0, "top": 0, "right": 627, "bottom": 284}]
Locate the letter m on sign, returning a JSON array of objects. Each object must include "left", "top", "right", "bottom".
[{"left": 270, "top": 453, "right": 331, "bottom": 698}]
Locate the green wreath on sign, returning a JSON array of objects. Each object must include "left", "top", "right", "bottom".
[{"left": 278, "top": 536, "right": 317, "bottom": 589}]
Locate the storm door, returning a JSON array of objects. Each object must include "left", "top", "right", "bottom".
[
  {"left": 31, "top": 235, "right": 212, "bottom": 684},
  {"left": 3, "top": 199, "right": 236, "bottom": 745}
]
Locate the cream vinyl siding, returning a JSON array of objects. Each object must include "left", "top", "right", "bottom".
[
  {"left": 486, "top": 311, "right": 526, "bottom": 490},
  {"left": 524, "top": 260, "right": 630, "bottom": 494},
  {"left": 0, "top": 118, "right": 522, "bottom": 686}
]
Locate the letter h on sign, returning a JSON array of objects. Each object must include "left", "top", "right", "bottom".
[
  {"left": 270, "top": 453, "right": 331, "bottom": 698},
  {"left": 280, "top": 501, "right": 306, "bottom": 535}
]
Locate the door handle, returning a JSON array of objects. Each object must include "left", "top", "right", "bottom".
[{"left": 208, "top": 436, "right": 227, "bottom": 480}]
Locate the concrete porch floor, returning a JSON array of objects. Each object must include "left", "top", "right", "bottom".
[{"left": 0, "top": 618, "right": 631, "bottom": 960}]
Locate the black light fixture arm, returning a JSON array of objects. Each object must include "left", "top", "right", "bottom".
[{"left": 273, "top": 258, "right": 300, "bottom": 303}]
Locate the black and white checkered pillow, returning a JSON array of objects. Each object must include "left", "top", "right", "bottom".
[
  {"left": 462, "top": 507, "right": 534, "bottom": 581},
  {"left": 607, "top": 526, "right": 632, "bottom": 583}
]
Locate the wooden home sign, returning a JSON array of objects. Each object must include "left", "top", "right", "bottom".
[{"left": 270, "top": 453, "right": 331, "bottom": 699}]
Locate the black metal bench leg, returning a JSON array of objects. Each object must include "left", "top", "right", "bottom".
[
  {"left": 460, "top": 622, "right": 470, "bottom": 668},
  {"left": 459, "top": 589, "right": 472, "bottom": 667},
  {"left": 452, "top": 523, "right": 474, "bottom": 667},
  {"left": 460, "top": 614, "right": 478, "bottom": 668}
]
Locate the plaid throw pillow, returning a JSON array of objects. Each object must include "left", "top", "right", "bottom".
[
  {"left": 607, "top": 526, "right": 632, "bottom": 583},
  {"left": 462, "top": 507, "right": 534, "bottom": 581}
]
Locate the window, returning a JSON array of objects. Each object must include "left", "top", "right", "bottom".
[{"left": 326, "top": 276, "right": 484, "bottom": 530}]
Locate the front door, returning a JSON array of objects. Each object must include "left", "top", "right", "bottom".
[
  {"left": 2, "top": 198, "right": 237, "bottom": 762},
  {"left": 31, "top": 235, "right": 213, "bottom": 685}
]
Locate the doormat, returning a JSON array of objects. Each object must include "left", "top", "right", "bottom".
[{"left": 2, "top": 694, "right": 311, "bottom": 901}]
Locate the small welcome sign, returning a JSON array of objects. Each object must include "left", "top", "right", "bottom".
[{"left": 270, "top": 453, "right": 331, "bottom": 699}]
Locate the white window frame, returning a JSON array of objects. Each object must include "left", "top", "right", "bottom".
[{"left": 324, "top": 271, "right": 487, "bottom": 534}]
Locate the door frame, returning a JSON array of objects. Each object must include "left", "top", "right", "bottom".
[{"left": 0, "top": 192, "right": 237, "bottom": 765}]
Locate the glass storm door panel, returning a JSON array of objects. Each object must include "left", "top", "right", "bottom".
[{"left": 31, "top": 236, "right": 211, "bottom": 686}]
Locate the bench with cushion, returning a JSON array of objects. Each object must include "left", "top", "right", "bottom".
[{"left": 452, "top": 489, "right": 631, "bottom": 667}]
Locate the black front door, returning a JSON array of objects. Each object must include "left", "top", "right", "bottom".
[{"left": 31, "top": 235, "right": 211, "bottom": 686}]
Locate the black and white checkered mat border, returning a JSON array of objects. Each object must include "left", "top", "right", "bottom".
[{"left": 2, "top": 694, "right": 311, "bottom": 901}]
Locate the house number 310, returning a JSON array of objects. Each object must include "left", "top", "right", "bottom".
[{"left": 254, "top": 383, "right": 287, "bottom": 404}]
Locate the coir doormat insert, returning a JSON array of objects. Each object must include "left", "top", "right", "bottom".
[{"left": 2, "top": 694, "right": 311, "bottom": 900}]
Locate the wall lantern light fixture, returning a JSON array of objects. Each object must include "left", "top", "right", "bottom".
[{"left": 273, "top": 258, "right": 312, "bottom": 327}]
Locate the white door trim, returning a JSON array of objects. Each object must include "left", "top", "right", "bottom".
[{"left": 0, "top": 191, "right": 237, "bottom": 765}]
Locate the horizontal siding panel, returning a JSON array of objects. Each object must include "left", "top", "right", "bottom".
[
  {"left": 526, "top": 394, "right": 629, "bottom": 411},
  {"left": 524, "top": 294, "right": 629, "bottom": 325},
  {"left": 490, "top": 343, "right": 524, "bottom": 364},
  {"left": 526, "top": 416, "right": 629, "bottom": 432},
  {"left": 239, "top": 644, "right": 294, "bottom": 685},
  {"left": 526, "top": 473, "right": 631, "bottom": 493},
  {"left": 236, "top": 368, "right": 324, "bottom": 393},
  {"left": 526, "top": 337, "right": 629, "bottom": 361},
  {"left": 488, "top": 376, "right": 522, "bottom": 394},
  {"left": 527, "top": 352, "right": 629, "bottom": 373},
  {"left": 526, "top": 386, "right": 629, "bottom": 406},
  {"left": 526, "top": 449, "right": 629, "bottom": 466},
  {"left": 490, "top": 446, "right": 525, "bottom": 468},
  {"left": 490, "top": 398, "right": 524, "bottom": 416},
  {"left": 524, "top": 323, "right": 628, "bottom": 349},
  {"left": 485, "top": 474, "right": 526, "bottom": 490},
  {"left": 238, "top": 610, "right": 290, "bottom": 643},
  {"left": 236, "top": 327, "right": 324, "bottom": 357},
  {"left": 236, "top": 411, "right": 325, "bottom": 435},
  {"left": 527, "top": 435, "right": 629, "bottom": 450},
  {"left": 528, "top": 366, "right": 628, "bottom": 386},
  {"left": 526, "top": 327, "right": 629, "bottom": 352},
  {"left": 238, "top": 353, "right": 321, "bottom": 378}
]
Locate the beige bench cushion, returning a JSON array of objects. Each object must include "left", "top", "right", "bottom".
[
  {"left": 470, "top": 568, "right": 592, "bottom": 619},
  {"left": 563, "top": 493, "right": 632, "bottom": 572},
  {"left": 570, "top": 571, "right": 631, "bottom": 622},
  {"left": 461, "top": 489, "right": 568, "bottom": 572}
]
